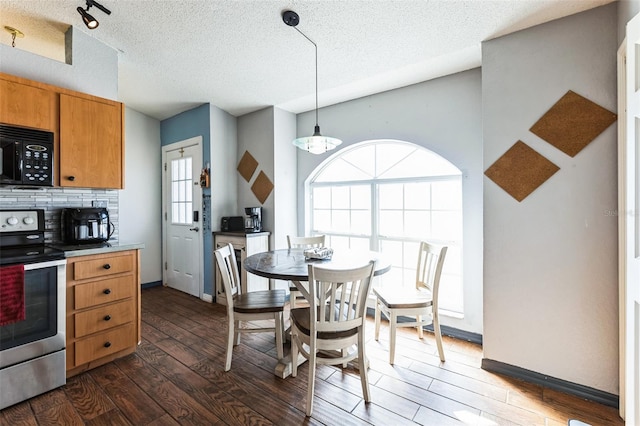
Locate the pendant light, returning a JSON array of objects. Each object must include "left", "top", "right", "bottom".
[{"left": 283, "top": 10, "right": 342, "bottom": 155}]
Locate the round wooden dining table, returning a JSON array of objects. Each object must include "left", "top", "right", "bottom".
[
  {"left": 244, "top": 247, "right": 391, "bottom": 378},
  {"left": 244, "top": 247, "right": 391, "bottom": 282}
]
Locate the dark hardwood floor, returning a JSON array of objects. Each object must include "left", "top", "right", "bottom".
[{"left": 1, "top": 286, "right": 623, "bottom": 425}]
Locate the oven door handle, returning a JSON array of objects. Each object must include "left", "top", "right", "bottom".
[{"left": 24, "top": 259, "right": 67, "bottom": 271}]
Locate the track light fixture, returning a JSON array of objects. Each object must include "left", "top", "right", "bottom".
[
  {"left": 282, "top": 10, "right": 342, "bottom": 155},
  {"left": 77, "top": 0, "right": 111, "bottom": 30}
]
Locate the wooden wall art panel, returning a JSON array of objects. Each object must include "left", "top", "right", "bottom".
[
  {"left": 529, "top": 90, "right": 617, "bottom": 157},
  {"left": 485, "top": 141, "right": 560, "bottom": 202},
  {"left": 251, "top": 171, "right": 274, "bottom": 204},
  {"left": 237, "top": 150, "right": 259, "bottom": 182}
]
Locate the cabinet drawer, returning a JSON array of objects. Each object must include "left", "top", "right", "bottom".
[
  {"left": 74, "top": 276, "right": 134, "bottom": 309},
  {"left": 73, "top": 254, "right": 133, "bottom": 280},
  {"left": 75, "top": 323, "right": 135, "bottom": 366},
  {"left": 75, "top": 300, "right": 134, "bottom": 338}
]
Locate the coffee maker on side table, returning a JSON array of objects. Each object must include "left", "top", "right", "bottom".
[{"left": 244, "top": 207, "right": 262, "bottom": 232}]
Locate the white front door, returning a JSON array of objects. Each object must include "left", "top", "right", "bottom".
[
  {"left": 619, "top": 11, "right": 640, "bottom": 423},
  {"left": 162, "top": 137, "right": 203, "bottom": 298}
]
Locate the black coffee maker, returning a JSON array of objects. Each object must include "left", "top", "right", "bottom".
[
  {"left": 61, "top": 207, "right": 112, "bottom": 244},
  {"left": 244, "top": 207, "right": 262, "bottom": 232}
]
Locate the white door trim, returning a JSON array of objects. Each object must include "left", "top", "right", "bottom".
[
  {"left": 618, "top": 10, "right": 640, "bottom": 422},
  {"left": 162, "top": 136, "right": 204, "bottom": 300}
]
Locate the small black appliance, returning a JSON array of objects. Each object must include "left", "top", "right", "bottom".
[
  {"left": 221, "top": 216, "right": 244, "bottom": 232},
  {"left": 0, "top": 124, "right": 54, "bottom": 187},
  {"left": 61, "top": 207, "right": 112, "bottom": 244}
]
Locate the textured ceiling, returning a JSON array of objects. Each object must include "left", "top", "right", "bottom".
[{"left": 0, "top": 0, "right": 614, "bottom": 120}]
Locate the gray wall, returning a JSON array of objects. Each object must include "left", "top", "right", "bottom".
[
  {"left": 482, "top": 4, "right": 618, "bottom": 394},
  {"left": 237, "top": 106, "right": 297, "bottom": 252},
  {"left": 120, "top": 108, "right": 162, "bottom": 285},
  {"left": 0, "top": 26, "right": 117, "bottom": 101},
  {"left": 294, "top": 69, "right": 484, "bottom": 334}
]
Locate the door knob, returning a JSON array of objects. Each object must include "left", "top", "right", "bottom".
[{"left": 189, "top": 227, "right": 199, "bottom": 232}]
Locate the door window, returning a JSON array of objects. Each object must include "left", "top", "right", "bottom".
[{"left": 171, "top": 157, "right": 193, "bottom": 225}]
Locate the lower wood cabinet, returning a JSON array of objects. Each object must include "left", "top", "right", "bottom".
[
  {"left": 214, "top": 232, "right": 269, "bottom": 303},
  {"left": 66, "top": 250, "right": 140, "bottom": 377}
]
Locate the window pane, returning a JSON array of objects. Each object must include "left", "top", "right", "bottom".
[
  {"left": 331, "top": 186, "right": 350, "bottom": 209},
  {"left": 331, "top": 210, "right": 350, "bottom": 233},
  {"left": 351, "top": 185, "right": 370, "bottom": 210},
  {"left": 313, "top": 187, "right": 331, "bottom": 208},
  {"left": 432, "top": 181, "right": 462, "bottom": 210},
  {"left": 404, "top": 211, "right": 430, "bottom": 238},
  {"left": 432, "top": 211, "right": 462, "bottom": 241},
  {"left": 313, "top": 210, "right": 331, "bottom": 232},
  {"left": 351, "top": 210, "right": 371, "bottom": 235},
  {"left": 379, "top": 210, "right": 403, "bottom": 237},
  {"left": 379, "top": 183, "right": 403, "bottom": 209},
  {"left": 404, "top": 182, "right": 430, "bottom": 210}
]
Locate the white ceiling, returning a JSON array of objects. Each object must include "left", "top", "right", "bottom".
[{"left": 0, "top": 0, "right": 614, "bottom": 121}]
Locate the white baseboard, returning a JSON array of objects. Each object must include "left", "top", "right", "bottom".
[{"left": 202, "top": 293, "right": 213, "bottom": 303}]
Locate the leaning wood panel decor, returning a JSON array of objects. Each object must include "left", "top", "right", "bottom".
[
  {"left": 251, "top": 171, "right": 274, "bottom": 204},
  {"left": 529, "top": 90, "right": 617, "bottom": 157},
  {"left": 237, "top": 150, "right": 259, "bottom": 182},
  {"left": 485, "top": 141, "right": 560, "bottom": 202}
]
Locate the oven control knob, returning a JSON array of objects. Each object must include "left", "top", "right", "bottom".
[
  {"left": 6, "top": 216, "right": 18, "bottom": 226},
  {"left": 23, "top": 217, "right": 35, "bottom": 225}
]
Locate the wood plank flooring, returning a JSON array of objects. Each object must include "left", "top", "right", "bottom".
[{"left": 1, "top": 286, "right": 624, "bottom": 425}]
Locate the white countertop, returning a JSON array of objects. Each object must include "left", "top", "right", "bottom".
[{"left": 49, "top": 241, "right": 145, "bottom": 257}]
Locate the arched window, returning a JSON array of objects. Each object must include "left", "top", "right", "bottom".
[{"left": 308, "top": 140, "right": 463, "bottom": 314}]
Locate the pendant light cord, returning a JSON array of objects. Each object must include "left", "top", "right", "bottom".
[{"left": 293, "top": 27, "right": 319, "bottom": 127}]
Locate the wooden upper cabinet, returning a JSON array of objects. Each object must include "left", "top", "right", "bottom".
[
  {"left": 59, "top": 93, "right": 124, "bottom": 189},
  {"left": 0, "top": 78, "right": 57, "bottom": 131}
]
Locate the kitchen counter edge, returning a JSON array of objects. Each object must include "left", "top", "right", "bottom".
[{"left": 55, "top": 242, "right": 145, "bottom": 258}]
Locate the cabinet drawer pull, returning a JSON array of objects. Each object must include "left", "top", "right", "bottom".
[
  {"left": 104, "top": 315, "right": 112, "bottom": 321},
  {"left": 103, "top": 288, "right": 111, "bottom": 295},
  {"left": 103, "top": 264, "right": 111, "bottom": 270},
  {"left": 68, "top": 176, "right": 75, "bottom": 181},
  {"left": 104, "top": 341, "right": 112, "bottom": 348}
]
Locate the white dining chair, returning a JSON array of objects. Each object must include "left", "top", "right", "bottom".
[
  {"left": 290, "top": 260, "right": 376, "bottom": 416},
  {"left": 214, "top": 243, "right": 285, "bottom": 371},
  {"left": 373, "top": 241, "right": 448, "bottom": 364},
  {"left": 286, "top": 235, "right": 325, "bottom": 308}
]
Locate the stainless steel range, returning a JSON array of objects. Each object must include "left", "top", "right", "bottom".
[{"left": 0, "top": 209, "right": 66, "bottom": 410}]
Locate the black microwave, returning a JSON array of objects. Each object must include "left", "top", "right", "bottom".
[{"left": 0, "top": 124, "right": 54, "bottom": 187}]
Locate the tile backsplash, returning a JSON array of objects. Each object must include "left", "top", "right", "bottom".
[{"left": 0, "top": 187, "right": 119, "bottom": 243}]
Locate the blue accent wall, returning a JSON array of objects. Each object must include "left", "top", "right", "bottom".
[{"left": 161, "top": 104, "right": 213, "bottom": 297}]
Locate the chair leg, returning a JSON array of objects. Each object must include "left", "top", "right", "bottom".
[
  {"left": 433, "top": 311, "right": 445, "bottom": 362},
  {"left": 234, "top": 320, "right": 241, "bottom": 346},
  {"left": 417, "top": 314, "right": 424, "bottom": 339},
  {"left": 225, "top": 316, "right": 235, "bottom": 371},
  {"left": 358, "top": 326, "right": 371, "bottom": 402},
  {"left": 275, "top": 312, "right": 284, "bottom": 361},
  {"left": 290, "top": 288, "right": 297, "bottom": 309},
  {"left": 389, "top": 310, "right": 397, "bottom": 365},
  {"left": 374, "top": 300, "right": 381, "bottom": 341},
  {"left": 306, "top": 339, "right": 316, "bottom": 417},
  {"left": 291, "top": 326, "right": 298, "bottom": 378}
]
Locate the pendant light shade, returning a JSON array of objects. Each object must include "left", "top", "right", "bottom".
[
  {"left": 283, "top": 10, "right": 342, "bottom": 155},
  {"left": 292, "top": 125, "right": 342, "bottom": 155}
]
